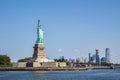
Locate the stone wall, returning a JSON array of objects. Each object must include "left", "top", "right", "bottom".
[
  {"left": 33, "top": 62, "right": 41, "bottom": 67},
  {"left": 17, "top": 62, "right": 27, "bottom": 68},
  {"left": 12, "top": 62, "right": 67, "bottom": 68},
  {"left": 41, "top": 62, "right": 67, "bottom": 68},
  {"left": 58, "top": 62, "right": 67, "bottom": 67},
  {"left": 41, "top": 62, "right": 58, "bottom": 68}
]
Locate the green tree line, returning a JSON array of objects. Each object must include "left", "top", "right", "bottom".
[
  {"left": 0, "top": 54, "right": 11, "bottom": 67},
  {"left": 18, "top": 57, "right": 32, "bottom": 62}
]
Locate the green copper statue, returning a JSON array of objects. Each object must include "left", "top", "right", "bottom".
[{"left": 35, "top": 20, "right": 44, "bottom": 44}]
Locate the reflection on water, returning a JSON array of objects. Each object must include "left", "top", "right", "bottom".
[{"left": 0, "top": 69, "right": 120, "bottom": 80}]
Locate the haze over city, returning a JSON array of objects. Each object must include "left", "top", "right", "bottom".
[{"left": 0, "top": 0, "right": 120, "bottom": 63}]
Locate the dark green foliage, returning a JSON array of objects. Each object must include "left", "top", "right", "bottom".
[
  {"left": 114, "top": 64, "right": 120, "bottom": 66},
  {"left": 0, "top": 55, "right": 11, "bottom": 67},
  {"left": 18, "top": 57, "right": 32, "bottom": 62},
  {"left": 54, "top": 56, "right": 67, "bottom": 62},
  {"left": 101, "top": 62, "right": 113, "bottom": 66}
]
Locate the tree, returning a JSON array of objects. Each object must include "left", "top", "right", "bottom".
[
  {"left": 54, "top": 56, "right": 67, "bottom": 62},
  {"left": 18, "top": 57, "right": 32, "bottom": 62},
  {"left": 0, "top": 54, "right": 11, "bottom": 67}
]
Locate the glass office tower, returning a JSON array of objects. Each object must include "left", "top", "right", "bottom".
[{"left": 105, "top": 48, "right": 111, "bottom": 63}]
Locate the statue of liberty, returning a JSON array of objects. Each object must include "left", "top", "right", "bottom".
[
  {"left": 35, "top": 20, "right": 44, "bottom": 44},
  {"left": 33, "top": 20, "right": 55, "bottom": 63}
]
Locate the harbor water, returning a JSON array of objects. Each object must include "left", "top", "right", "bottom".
[{"left": 0, "top": 68, "right": 120, "bottom": 80}]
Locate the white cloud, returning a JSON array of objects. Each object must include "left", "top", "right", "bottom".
[{"left": 58, "top": 48, "right": 63, "bottom": 53}]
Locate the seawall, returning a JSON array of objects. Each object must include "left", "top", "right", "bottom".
[
  {"left": 0, "top": 66, "right": 113, "bottom": 71},
  {"left": 0, "top": 67, "right": 87, "bottom": 71}
]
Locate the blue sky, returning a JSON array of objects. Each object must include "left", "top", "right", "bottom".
[{"left": 0, "top": 0, "right": 120, "bottom": 63}]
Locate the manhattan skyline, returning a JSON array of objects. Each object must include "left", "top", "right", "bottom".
[{"left": 0, "top": 0, "right": 120, "bottom": 63}]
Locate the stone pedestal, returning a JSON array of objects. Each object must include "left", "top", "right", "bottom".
[
  {"left": 33, "top": 44, "right": 46, "bottom": 62},
  {"left": 33, "top": 44, "right": 54, "bottom": 62}
]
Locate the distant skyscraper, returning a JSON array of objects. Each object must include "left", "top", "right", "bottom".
[
  {"left": 91, "top": 54, "right": 96, "bottom": 63},
  {"left": 105, "top": 48, "right": 111, "bottom": 63},
  {"left": 88, "top": 53, "right": 91, "bottom": 63},
  {"left": 95, "top": 49, "right": 100, "bottom": 64},
  {"left": 96, "top": 49, "right": 99, "bottom": 55},
  {"left": 81, "top": 56, "right": 84, "bottom": 63},
  {"left": 76, "top": 58, "right": 80, "bottom": 63},
  {"left": 101, "top": 57, "right": 106, "bottom": 63},
  {"left": 84, "top": 57, "right": 88, "bottom": 63}
]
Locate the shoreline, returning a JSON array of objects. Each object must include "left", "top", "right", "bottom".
[
  {"left": 0, "top": 67, "right": 113, "bottom": 71},
  {"left": 0, "top": 67, "right": 87, "bottom": 71}
]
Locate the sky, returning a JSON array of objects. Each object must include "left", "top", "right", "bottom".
[{"left": 0, "top": 0, "right": 120, "bottom": 63}]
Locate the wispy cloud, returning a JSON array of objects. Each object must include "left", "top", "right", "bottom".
[{"left": 58, "top": 48, "right": 63, "bottom": 53}]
